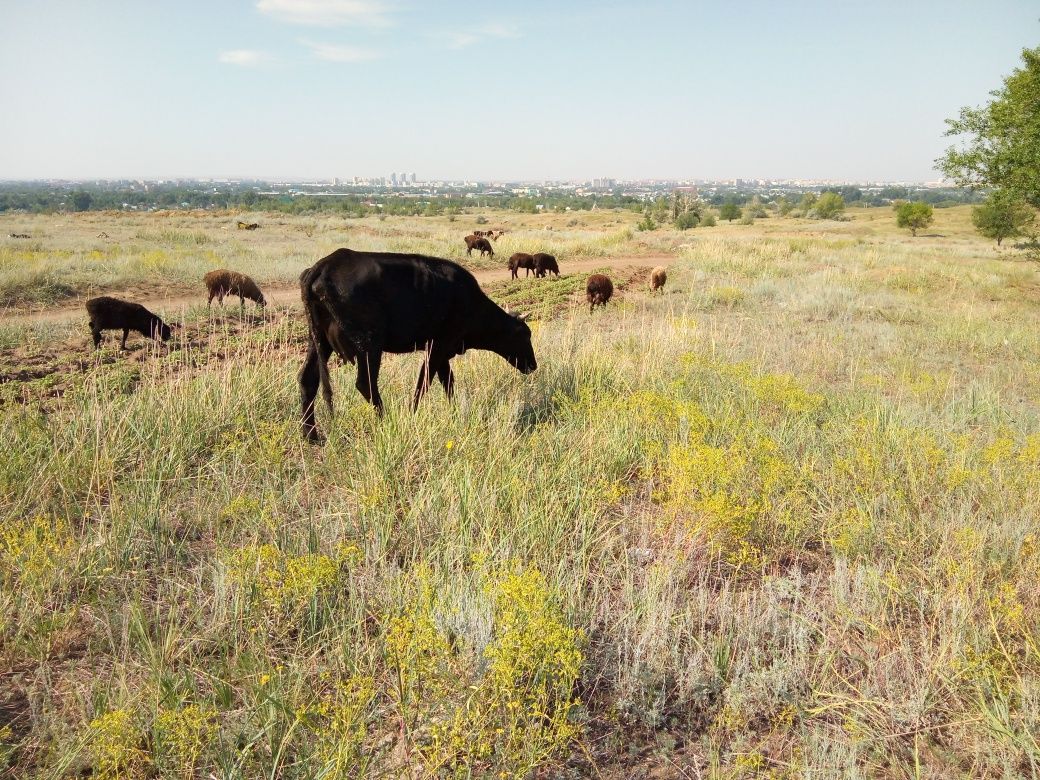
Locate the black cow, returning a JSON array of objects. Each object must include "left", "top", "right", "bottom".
[
  {"left": 533, "top": 253, "right": 559, "bottom": 278},
  {"left": 298, "top": 249, "right": 537, "bottom": 442},
  {"left": 85, "top": 296, "right": 174, "bottom": 351}
]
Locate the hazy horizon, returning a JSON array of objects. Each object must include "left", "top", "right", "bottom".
[{"left": 1, "top": 0, "right": 1037, "bottom": 182}]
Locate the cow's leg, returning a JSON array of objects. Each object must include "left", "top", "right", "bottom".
[
  {"left": 355, "top": 350, "right": 384, "bottom": 413},
  {"left": 413, "top": 355, "right": 432, "bottom": 409},
  {"left": 436, "top": 359, "right": 455, "bottom": 400},
  {"left": 300, "top": 338, "right": 332, "bottom": 442},
  {"left": 120, "top": 328, "right": 129, "bottom": 350},
  {"left": 91, "top": 324, "right": 102, "bottom": 349},
  {"left": 207, "top": 291, "right": 215, "bottom": 307},
  {"left": 414, "top": 346, "right": 455, "bottom": 408}
]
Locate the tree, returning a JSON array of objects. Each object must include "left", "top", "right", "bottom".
[
  {"left": 674, "top": 211, "right": 700, "bottom": 230},
  {"left": 746, "top": 195, "right": 767, "bottom": 218},
  {"left": 938, "top": 46, "right": 1040, "bottom": 207},
  {"left": 776, "top": 196, "right": 794, "bottom": 216},
  {"left": 670, "top": 191, "right": 699, "bottom": 222},
  {"left": 972, "top": 190, "right": 1036, "bottom": 246},
  {"left": 894, "top": 201, "right": 934, "bottom": 236},
  {"left": 813, "top": 192, "right": 845, "bottom": 220},
  {"left": 636, "top": 212, "right": 658, "bottom": 231},
  {"left": 798, "top": 193, "right": 817, "bottom": 213},
  {"left": 71, "top": 190, "right": 93, "bottom": 211},
  {"left": 719, "top": 201, "right": 742, "bottom": 222}
]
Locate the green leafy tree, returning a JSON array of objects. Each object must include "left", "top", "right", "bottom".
[
  {"left": 894, "top": 201, "right": 934, "bottom": 236},
  {"left": 674, "top": 211, "right": 700, "bottom": 230},
  {"left": 701, "top": 213, "right": 717, "bottom": 227},
  {"left": 746, "top": 195, "right": 767, "bottom": 218},
  {"left": 938, "top": 46, "right": 1040, "bottom": 207},
  {"left": 972, "top": 190, "right": 1036, "bottom": 246},
  {"left": 719, "top": 202, "right": 742, "bottom": 222},
  {"left": 636, "top": 212, "right": 658, "bottom": 231},
  {"left": 813, "top": 192, "right": 846, "bottom": 220},
  {"left": 71, "top": 190, "right": 93, "bottom": 211},
  {"left": 798, "top": 193, "right": 818, "bottom": 213},
  {"left": 776, "top": 196, "right": 794, "bottom": 216}
]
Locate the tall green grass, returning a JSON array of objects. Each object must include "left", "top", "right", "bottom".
[{"left": 3, "top": 253, "right": 1040, "bottom": 776}]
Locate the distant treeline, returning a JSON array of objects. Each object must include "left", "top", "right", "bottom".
[
  {"left": 0, "top": 181, "right": 982, "bottom": 216},
  {"left": 707, "top": 186, "right": 984, "bottom": 208}
]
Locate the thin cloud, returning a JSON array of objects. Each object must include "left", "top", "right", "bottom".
[
  {"left": 443, "top": 22, "right": 520, "bottom": 50},
  {"left": 257, "top": 0, "right": 392, "bottom": 27},
  {"left": 301, "top": 40, "right": 381, "bottom": 62},
  {"left": 218, "top": 49, "right": 273, "bottom": 66}
]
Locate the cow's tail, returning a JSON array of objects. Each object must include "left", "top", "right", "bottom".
[{"left": 300, "top": 265, "right": 335, "bottom": 413}]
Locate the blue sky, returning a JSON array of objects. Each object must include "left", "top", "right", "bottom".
[{"left": 0, "top": 0, "right": 1036, "bottom": 181}]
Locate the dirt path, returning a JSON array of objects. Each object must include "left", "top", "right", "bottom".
[{"left": 0, "top": 255, "right": 675, "bottom": 326}]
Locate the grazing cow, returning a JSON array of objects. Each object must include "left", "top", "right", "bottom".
[
  {"left": 8, "top": 233, "right": 30, "bottom": 239},
  {"left": 509, "top": 253, "right": 536, "bottom": 279},
  {"left": 533, "top": 253, "right": 559, "bottom": 278},
  {"left": 650, "top": 266, "right": 667, "bottom": 293},
  {"left": 586, "top": 274, "right": 613, "bottom": 312},
  {"left": 464, "top": 235, "right": 494, "bottom": 258},
  {"left": 298, "top": 248, "right": 537, "bottom": 442},
  {"left": 85, "top": 296, "right": 173, "bottom": 351},
  {"left": 473, "top": 230, "right": 492, "bottom": 238},
  {"left": 203, "top": 269, "right": 266, "bottom": 309},
  {"left": 237, "top": 221, "right": 260, "bottom": 230},
  {"left": 97, "top": 232, "right": 109, "bottom": 239}
]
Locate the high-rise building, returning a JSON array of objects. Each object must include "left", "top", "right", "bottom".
[{"left": 410, "top": 173, "right": 417, "bottom": 184}]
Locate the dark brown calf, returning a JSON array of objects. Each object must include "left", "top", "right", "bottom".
[
  {"left": 586, "top": 274, "right": 613, "bottom": 312},
  {"left": 85, "top": 296, "right": 174, "bottom": 351},
  {"left": 509, "top": 253, "right": 536, "bottom": 279}
]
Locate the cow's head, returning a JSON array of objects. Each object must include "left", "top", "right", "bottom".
[
  {"left": 498, "top": 311, "right": 536, "bottom": 374},
  {"left": 153, "top": 319, "right": 173, "bottom": 342}
]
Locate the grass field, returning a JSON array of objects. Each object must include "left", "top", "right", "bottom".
[{"left": 2, "top": 205, "right": 1040, "bottom": 777}]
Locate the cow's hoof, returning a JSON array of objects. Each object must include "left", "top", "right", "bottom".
[{"left": 303, "top": 427, "right": 325, "bottom": 445}]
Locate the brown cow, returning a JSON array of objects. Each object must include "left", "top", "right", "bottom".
[
  {"left": 650, "top": 266, "right": 667, "bottom": 293},
  {"left": 509, "top": 253, "right": 536, "bottom": 279},
  {"left": 204, "top": 269, "right": 266, "bottom": 309},
  {"left": 586, "top": 274, "right": 613, "bottom": 312},
  {"left": 464, "top": 235, "right": 494, "bottom": 257}
]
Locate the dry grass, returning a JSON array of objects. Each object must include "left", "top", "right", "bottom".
[{"left": 1, "top": 206, "right": 1039, "bottom": 777}]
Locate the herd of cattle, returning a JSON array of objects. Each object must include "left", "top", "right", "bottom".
[{"left": 81, "top": 228, "right": 668, "bottom": 441}]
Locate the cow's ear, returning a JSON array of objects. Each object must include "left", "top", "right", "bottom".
[{"left": 516, "top": 312, "right": 530, "bottom": 322}]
